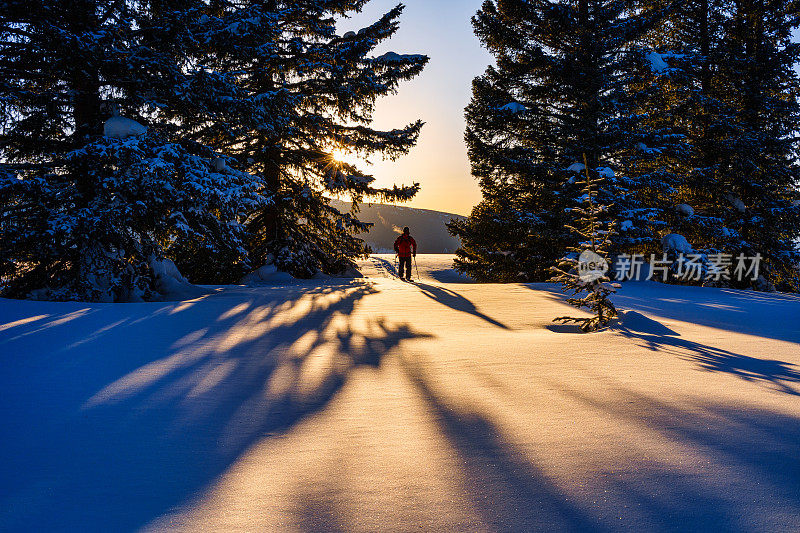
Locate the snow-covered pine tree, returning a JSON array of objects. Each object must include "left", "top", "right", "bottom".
[
  {"left": 449, "top": 0, "right": 667, "bottom": 282},
  {"left": 612, "top": 10, "right": 701, "bottom": 258},
  {"left": 193, "top": 1, "right": 427, "bottom": 278},
  {"left": 620, "top": 0, "right": 725, "bottom": 276},
  {"left": 551, "top": 155, "right": 618, "bottom": 332},
  {"left": 0, "top": 0, "right": 265, "bottom": 300},
  {"left": 633, "top": 0, "right": 800, "bottom": 291},
  {"left": 710, "top": 0, "right": 800, "bottom": 290}
]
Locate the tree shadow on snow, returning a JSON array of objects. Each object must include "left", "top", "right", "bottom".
[
  {"left": 615, "top": 310, "right": 800, "bottom": 396},
  {"left": 0, "top": 281, "right": 425, "bottom": 532},
  {"left": 402, "top": 356, "right": 800, "bottom": 531},
  {"left": 399, "top": 354, "right": 607, "bottom": 532},
  {"left": 545, "top": 323, "right": 586, "bottom": 334},
  {"left": 545, "top": 378, "right": 800, "bottom": 531},
  {"left": 527, "top": 281, "right": 800, "bottom": 344},
  {"left": 528, "top": 286, "right": 800, "bottom": 395}
]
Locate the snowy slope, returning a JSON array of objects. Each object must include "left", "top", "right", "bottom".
[
  {"left": 1, "top": 255, "right": 799, "bottom": 532},
  {"left": 330, "top": 199, "right": 465, "bottom": 253}
]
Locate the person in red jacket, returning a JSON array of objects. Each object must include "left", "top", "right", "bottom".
[{"left": 393, "top": 226, "right": 417, "bottom": 280}]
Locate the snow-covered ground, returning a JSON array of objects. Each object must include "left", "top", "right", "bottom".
[{"left": 1, "top": 254, "right": 799, "bottom": 532}]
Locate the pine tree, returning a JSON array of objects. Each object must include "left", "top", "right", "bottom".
[
  {"left": 0, "top": 0, "right": 265, "bottom": 300},
  {"left": 630, "top": 0, "right": 800, "bottom": 291},
  {"left": 624, "top": 0, "right": 752, "bottom": 275},
  {"left": 711, "top": 0, "right": 800, "bottom": 290},
  {"left": 612, "top": 29, "right": 695, "bottom": 258},
  {"left": 635, "top": 0, "right": 734, "bottom": 262},
  {"left": 194, "top": 1, "right": 428, "bottom": 278},
  {"left": 450, "top": 0, "right": 667, "bottom": 282},
  {"left": 0, "top": 0, "right": 428, "bottom": 299},
  {"left": 550, "top": 155, "right": 618, "bottom": 332}
]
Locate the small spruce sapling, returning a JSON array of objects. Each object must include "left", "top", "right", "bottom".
[{"left": 550, "top": 155, "right": 619, "bottom": 332}]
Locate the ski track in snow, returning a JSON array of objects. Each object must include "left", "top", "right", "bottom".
[{"left": 1, "top": 254, "right": 799, "bottom": 532}]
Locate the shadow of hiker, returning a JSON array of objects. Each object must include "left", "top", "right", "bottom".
[
  {"left": 615, "top": 310, "right": 800, "bottom": 395},
  {"left": 0, "top": 281, "right": 428, "bottom": 532},
  {"left": 415, "top": 282, "right": 510, "bottom": 329}
]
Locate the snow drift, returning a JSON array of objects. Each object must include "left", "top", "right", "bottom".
[
  {"left": 103, "top": 116, "right": 147, "bottom": 139},
  {"left": 149, "top": 256, "right": 211, "bottom": 300}
]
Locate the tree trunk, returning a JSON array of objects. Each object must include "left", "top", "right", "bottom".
[{"left": 70, "top": 0, "right": 102, "bottom": 207}]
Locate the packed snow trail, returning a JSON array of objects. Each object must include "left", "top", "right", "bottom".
[
  {"left": 1, "top": 255, "right": 799, "bottom": 532},
  {"left": 365, "top": 253, "right": 473, "bottom": 282}
]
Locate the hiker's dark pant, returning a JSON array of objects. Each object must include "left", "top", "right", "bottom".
[{"left": 398, "top": 256, "right": 412, "bottom": 279}]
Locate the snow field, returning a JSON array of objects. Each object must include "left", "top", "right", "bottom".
[{"left": 1, "top": 255, "right": 798, "bottom": 531}]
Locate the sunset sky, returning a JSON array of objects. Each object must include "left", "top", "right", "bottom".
[
  {"left": 339, "top": 2, "right": 800, "bottom": 217},
  {"left": 338, "top": 0, "right": 491, "bottom": 216}
]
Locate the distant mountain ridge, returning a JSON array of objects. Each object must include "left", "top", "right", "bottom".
[{"left": 329, "top": 199, "right": 465, "bottom": 254}]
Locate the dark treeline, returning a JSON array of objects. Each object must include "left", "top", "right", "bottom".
[
  {"left": 0, "top": 0, "right": 427, "bottom": 301},
  {"left": 1, "top": 0, "right": 798, "bottom": 301},
  {"left": 450, "top": 0, "right": 800, "bottom": 292}
]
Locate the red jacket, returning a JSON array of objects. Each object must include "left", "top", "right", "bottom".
[{"left": 394, "top": 234, "right": 417, "bottom": 257}]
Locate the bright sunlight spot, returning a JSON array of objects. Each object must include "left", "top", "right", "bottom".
[{"left": 330, "top": 148, "right": 362, "bottom": 168}]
